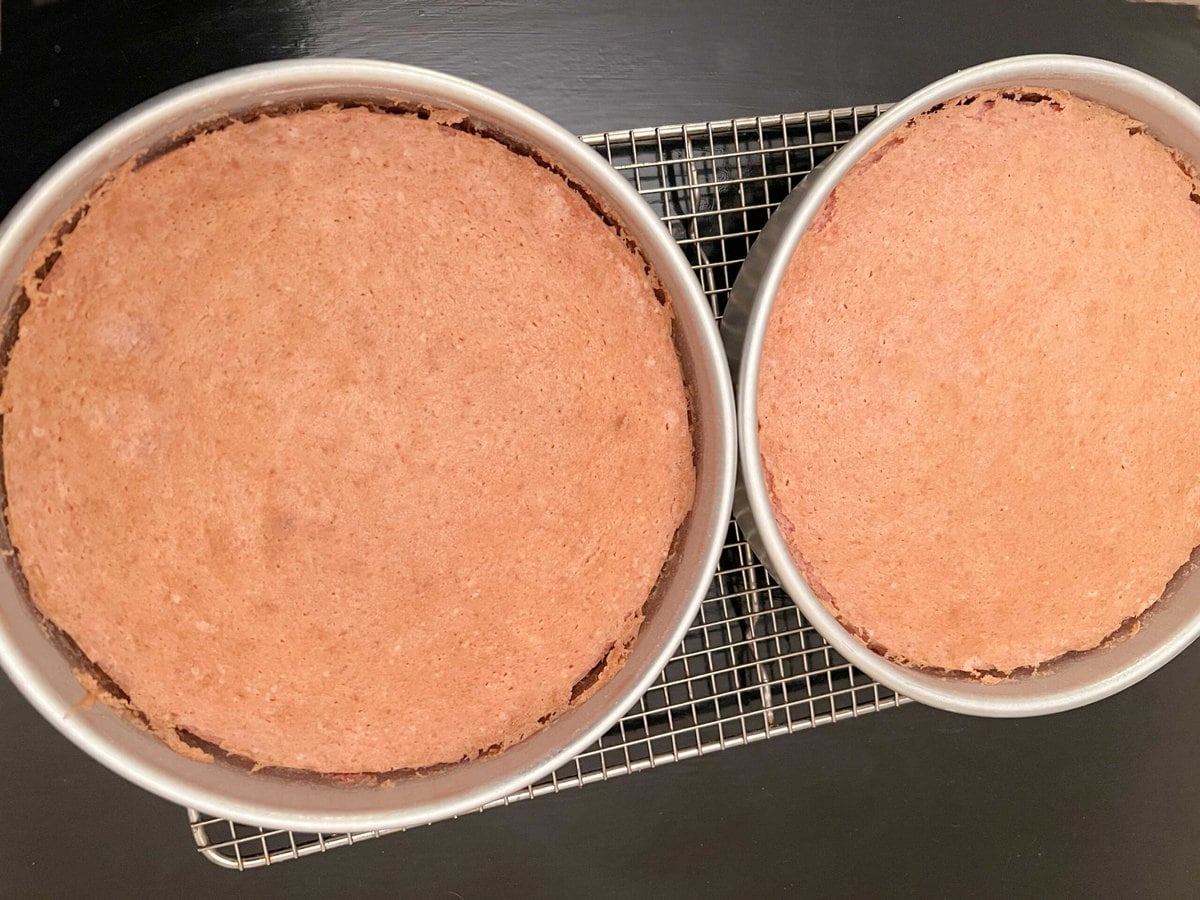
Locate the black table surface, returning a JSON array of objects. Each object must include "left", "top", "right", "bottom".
[{"left": 3, "top": 1, "right": 1200, "bottom": 896}]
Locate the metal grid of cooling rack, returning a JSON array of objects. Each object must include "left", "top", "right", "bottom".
[{"left": 190, "top": 102, "right": 909, "bottom": 870}]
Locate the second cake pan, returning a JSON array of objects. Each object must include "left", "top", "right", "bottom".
[{"left": 722, "top": 54, "right": 1200, "bottom": 717}]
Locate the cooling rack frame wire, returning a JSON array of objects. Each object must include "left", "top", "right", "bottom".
[{"left": 189, "top": 101, "right": 909, "bottom": 870}]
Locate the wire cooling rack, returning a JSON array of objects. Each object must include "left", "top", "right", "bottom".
[{"left": 189, "top": 102, "right": 910, "bottom": 869}]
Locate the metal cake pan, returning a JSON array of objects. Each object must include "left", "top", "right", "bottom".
[
  {"left": 0, "top": 59, "right": 737, "bottom": 831},
  {"left": 722, "top": 54, "right": 1200, "bottom": 717}
]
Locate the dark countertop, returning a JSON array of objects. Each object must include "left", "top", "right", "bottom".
[{"left": 3, "top": 1, "right": 1200, "bottom": 896}]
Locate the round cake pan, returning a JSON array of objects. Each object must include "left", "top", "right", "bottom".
[
  {"left": 0, "top": 59, "right": 736, "bottom": 831},
  {"left": 723, "top": 54, "right": 1200, "bottom": 717}
]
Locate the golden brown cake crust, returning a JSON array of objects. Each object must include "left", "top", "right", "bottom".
[
  {"left": 2, "top": 106, "right": 695, "bottom": 772},
  {"left": 759, "top": 89, "right": 1200, "bottom": 675}
]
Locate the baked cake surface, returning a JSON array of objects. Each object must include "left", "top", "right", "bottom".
[
  {"left": 759, "top": 89, "right": 1200, "bottom": 675},
  {"left": 2, "top": 106, "right": 695, "bottom": 772}
]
